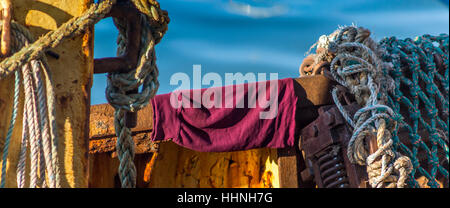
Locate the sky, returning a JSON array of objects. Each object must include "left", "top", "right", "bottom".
[{"left": 91, "top": 0, "right": 449, "bottom": 105}]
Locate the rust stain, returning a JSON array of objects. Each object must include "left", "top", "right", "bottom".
[
  {"left": 143, "top": 152, "right": 159, "bottom": 183},
  {"left": 89, "top": 132, "right": 159, "bottom": 154},
  {"left": 58, "top": 94, "right": 73, "bottom": 108},
  {"left": 89, "top": 103, "right": 154, "bottom": 138}
]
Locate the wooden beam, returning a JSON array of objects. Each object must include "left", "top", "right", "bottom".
[
  {"left": 277, "top": 147, "right": 301, "bottom": 188},
  {"left": 294, "top": 75, "right": 333, "bottom": 108}
]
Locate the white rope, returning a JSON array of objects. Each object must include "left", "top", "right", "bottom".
[{"left": 0, "top": 21, "right": 61, "bottom": 188}]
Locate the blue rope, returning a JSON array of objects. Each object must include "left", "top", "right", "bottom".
[{"left": 0, "top": 70, "right": 21, "bottom": 188}]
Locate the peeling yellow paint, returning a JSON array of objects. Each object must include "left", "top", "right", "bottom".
[{"left": 25, "top": 10, "right": 58, "bottom": 31}]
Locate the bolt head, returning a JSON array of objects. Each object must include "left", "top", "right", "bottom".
[{"left": 324, "top": 111, "right": 335, "bottom": 126}]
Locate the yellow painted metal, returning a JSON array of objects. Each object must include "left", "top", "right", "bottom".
[
  {"left": 0, "top": 0, "right": 93, "bottom": 187},
  {"left": 89, "top": 142, "right": 280, "bottom": 188},
  {"left": 148, "top": 142, "right": 279, "bottom": 188}
]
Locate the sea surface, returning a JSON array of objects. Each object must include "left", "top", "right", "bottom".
[{"left": 92, "top": 0, "right": 449, "bottom": 105}]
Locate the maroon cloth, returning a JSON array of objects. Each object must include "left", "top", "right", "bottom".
[{"left": 151, "top": 78, "right": 298, "bottom": 152}]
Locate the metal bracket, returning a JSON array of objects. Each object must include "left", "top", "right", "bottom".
[
  {"left": 299, "top": 55, "right": 330, "bottom": 76},
  {"left": 93, "top": 0, "right": 142, "bottom": 128}
]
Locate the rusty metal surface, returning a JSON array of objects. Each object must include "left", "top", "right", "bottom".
[
  {"left": 89, "top": 132, "right": 159, "bottom": 154},
  {"left": 300, "top": 104, "right": 368, "bottom": 188},
  {"left": 299, "top": 55, "right": 330, "bottom": 77},
  {"left": 300, "top": 105, "right": 352, "bottom": 157},
  {"left": 89, "top": 103, "right": 154, "bottom": 138},
  {"left": 89, "top": 103, "right": 156, "bottom": 154},
  {"left": 93, "top": 1, "right": 142, "bottom": 74}
]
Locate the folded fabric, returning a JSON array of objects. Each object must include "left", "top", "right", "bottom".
[{"left": 151, "top": 78, "right": 298, "bottom": 152}]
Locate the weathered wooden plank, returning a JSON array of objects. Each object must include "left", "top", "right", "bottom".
[
  {"left": 294, "top": 75, "right": 332, "bottom": 108},
  {"left": 277, "top": 147, "right": 301, "bottom": 188},
  {"left": 0, "top": 0, "right": 93, "bottom": 187}
]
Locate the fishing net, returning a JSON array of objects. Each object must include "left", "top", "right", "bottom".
[{"left": 306, "top": 26, "right": 448, "bottom": 188}]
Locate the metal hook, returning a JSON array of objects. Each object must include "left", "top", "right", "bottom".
[
  {"left": 0, "top": 0, "right": 12, "bottom": 57},
  {"left": 94, "top": 1, "right": 143, "bottom": 128}
]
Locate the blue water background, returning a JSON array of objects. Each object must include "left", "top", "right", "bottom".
[{"left": 92, "top": 0, "right": 449, "bottom": 105}]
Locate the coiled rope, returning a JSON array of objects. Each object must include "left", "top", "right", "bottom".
[
  {"left": 0, "top": 21, "right": 60, "bottom": 188},
  {"left": 329, "top": 26, "right": 413, "bottom": 188},
  {"left": 0, "top": 0, "right": 168, "bottom": 188},
  {"left": 307, "top": 25, "right": 449, "bottom": 188}
]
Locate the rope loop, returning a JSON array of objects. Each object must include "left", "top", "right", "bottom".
[{"left": 105, "top": 0, "right": 169, "bottom": 188}]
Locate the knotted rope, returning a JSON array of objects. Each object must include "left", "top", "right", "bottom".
[
  {"left": 0, "top": 0, "right": 168, "bottom": 188},
  {"left": 307, "top": 26, "right": 448, "bottom": 188},
  {"left": 328, "top": 26, "right": 413, "bottom": 188},
  {"left": 106, "top": 0, "right": 168, "bottom": 188}
]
